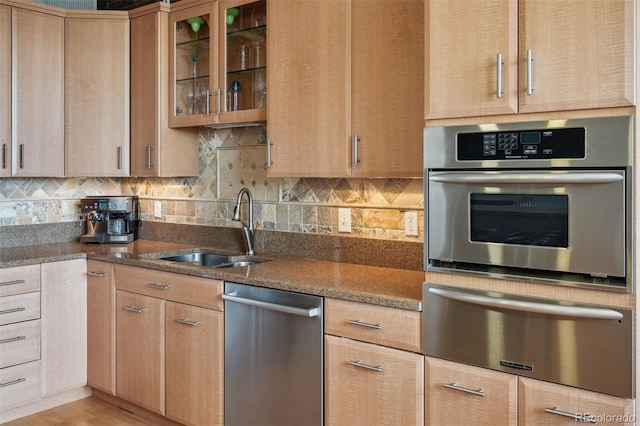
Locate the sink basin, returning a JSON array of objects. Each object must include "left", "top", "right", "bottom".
[
  {"left": 153, "top": 250, "right": 269, "bottom": 268},
  {"left": 159, "top": 252, "right": 230, "bottom": 267}
]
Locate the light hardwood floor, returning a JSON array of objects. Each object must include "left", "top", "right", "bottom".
[{"left": 4, "top": 397, "right": 158, "bottom": 425}]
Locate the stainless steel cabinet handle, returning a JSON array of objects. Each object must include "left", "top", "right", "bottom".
[
  {"left": 222, "top": 293, "right": 320, "bottom": 317},
  {"left": 216, "top": 88, "right": 222, "bottom": 114},
  {"left": 0, "top": 279, "right": 25, "bottom": 287},
  {"left": 149, "top": 283, "right": 170, "bottom": 290},
  {"left": 544, "top": 407, "right": 596, "bottom": 423},
  {"left": 429, "top": 287, "right": 624, "bottom": 320},
  {"left": 19, "top": 144, "right": 24, "bottom": 169},
  {"left": 444, "top": 382, "right": 485, "bottom": 397},
  {"left": 117, "top": 146, "right": 122, "bottom": 170},
  {"left": 348, "top": 319, "right": 382, "bottom": 330},
  {"left": 0, "top": 377, "right": 26, "bottom": 388},
  {"left": 496, "top": 53, "right": 503, "bottom": 98},
  {"left": 352, "top": 133, "right": 360, "bottom": 166},
  {"left": 0, "top": 336, "right": 26, "bottom": 344},
  {"left": 526, "top": 48, "right": 534, "bottom": 95},
  {"left": 147, "top": 144, "right": 154, "bottom": 169},
  {"left": 124, "top": 305, "right": 144, "bottom": 313},
  {"left": 348, "top": 360, "right": 382, "bottom": 373},
  {"left": 2, "top": 143, "right": 6, "bottom": 169},
  {"left": 267, "top": 138, "right": 273, "bottom": 166},
  {"left": 205, "top": 89, "right": 211, "bottom": 114},
  {"left": 429, "top": 172, "right": 623, "bottom": 185},
  {"left": 176, "top": 318, "right": 200, "bottom": 327},
  {"left": 0, "top": 307, "right": 26, "bottom": 315},
  {"left": 87, "top": 271, "right": 106, "bottom": 277}
]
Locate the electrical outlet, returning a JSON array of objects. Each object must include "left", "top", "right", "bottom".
[
  {"left": 154, "top": 201, "right": 162, "bottom": 218},
  {"left": 405, "top": 211, "right": 418, "bottom": 236},
  {"left": 338, "top": 208, "right": 351, "bottom": 233}
]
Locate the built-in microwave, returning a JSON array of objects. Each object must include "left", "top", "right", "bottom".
[{"left": 424, "top": 115, "right": 633, "bottom": 292}]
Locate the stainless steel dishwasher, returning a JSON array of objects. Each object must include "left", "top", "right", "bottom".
[{"left": 223, "top": 282, "right": 324, "bottom": 426}]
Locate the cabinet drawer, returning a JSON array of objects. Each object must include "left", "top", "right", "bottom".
[
  {"left": 115, "top": 264, "right": 223, "bottom": 311},
  {"left": 325, "top": 335, "right": 424, "bottom": 426},
  {"left": 0, "top": 360, "right": 42, "bottom": 411},
  {"left": 0, "top": 319, "right": 41, "bottom": 368},
  {"left": 519, "top": 377, "right": 635, "bottom": 425},
  {"left": 0, "top": 265, "right": 40, "bottom": 297},
  {"left": 425, "top": 356, "right": 518, "bottom": 425},
  {"left": 325, "top": 298, "right": 421, "bottom": 352},
  {"left": 0, "top": 292, "right": 40, "bottom": 325}
]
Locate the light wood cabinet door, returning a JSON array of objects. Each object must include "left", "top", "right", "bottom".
[
  {"left": 116, "top": 290, "right": 165, "bottom": 415},
  {"left": 40, "top": 259, "right": 87, "bottom": 398},
  {"left": 519, "top": 377, "right": 635, "bottom": 425},
  {"left": 425, "top": 0, "right": 518, "bottom": 119},
  {"left": 267, "top": 0, "right": 351, "bottom": 177},
  {"left": 86, "top": 260, "right": 116, "bottom": 395},
  {"left": 0, "top": 4, "right": 9, "bottom": 178},
  {"left": 518, "top": 0, "right": 635, "bottom": 113},
  {"left": 65, "top": 13, "right": 130, "bottom": 177},
  {"left": 12, "top": 6, "right": 64, "bottom": 177},
  {"left": 325, "top": 335, "right": 424, "bottom": 426},
  {"left": 351, "top": 0, "right": 423, "bottom": 177},
  {"left": 425, "top": 356, "right": 518, "bottom": 425},
  {"left": 130, "top": 5, "right": 199, "bottom": 177},
  {"left": 165, "top": 301, "right": 224, "bottom": 426}
]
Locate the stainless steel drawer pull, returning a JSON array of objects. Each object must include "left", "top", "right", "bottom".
[
  {"left": 87, "top": 271, "right": 106, "bottom": 277},
  {"left": 348, "top": 319, "right": 382, "bottom": 330},
  {"left": 124, "top": 305, "right": 144, "bottom": 313},
  {"left": 526, "top": 48, "right": 534, "bottom": 95},
  {"left": 176, "top": 318, "right": 200, "bottom": 327},
  {"left": 544, "top": 407, "right": 596, "bottom": 423},
  {"left": 496, "top": 53, "right": 503, "bottom": 98},
  {"left": 444, "top": 382, "right": 485, "bottom": 397},
  {"left": 0, "top": 307, "right": 26, "bottom": 315},
  {"left": 149, "top": 283, "right": 170, "bottom": 290},
  {"left": 0, "top": 377, "right": 26, "bottom": 388},
  {"left": 348, "top": 360, "right": 382, "bottom": 373},
  {"left": 0, "top": 336, "right": 27, "bottom": 344},
  {"left": 222, "top": 293, "right": 320, "bottom": 318},
  {"left": 0, "top": 279, "right": 26, "bottom": 287}
]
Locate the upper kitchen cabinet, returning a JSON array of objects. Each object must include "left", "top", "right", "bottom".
[
  {"left": 168, "top": 0, "right": 267, "bottom": 128},
  {"left": 425, "top": 0, "right": 635, "bottom": 120},
  {"left": 12, "top": 5, "right": 65, "bottom": 177},
  {"left": 65, "top": 11, "right": 130, "bottom": 176},
  {"left": 217, "top": 0, "right": 267, "bottom": 125},
  {"left": 267, "top": 0, "right": 423, "bottom": 178},
  {"left": 129, "top": 3, "right": 199, "bottom": 177},
  {"left": 0, "top": 4, "right": 10, "bottom": 178}
]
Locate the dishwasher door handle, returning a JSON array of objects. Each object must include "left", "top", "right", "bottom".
[{"left": 222, "top": 293, "right": 320, "bottom": 317}]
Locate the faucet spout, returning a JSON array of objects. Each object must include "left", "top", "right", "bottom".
[{"left": 232, "top": 188, "right": 255, "bottom": 255}]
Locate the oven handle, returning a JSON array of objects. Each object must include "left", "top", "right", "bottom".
[
  {"left": 429, "top": 172, "right": 623, "bottom": 185},
  {"left": 428, "top": 287, "right": 624, "bottom": 320}
]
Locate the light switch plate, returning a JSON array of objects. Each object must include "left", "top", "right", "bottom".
[
  {"left": 338, "top": 208, "right": 351, "bottom": 233},
  {"left": 154, "top": 201, "right": 162, "bottom": 218}
]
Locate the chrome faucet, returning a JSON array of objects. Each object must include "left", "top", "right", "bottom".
[{"left": 232, "top": 188, "right": 255, "bottom": 256}]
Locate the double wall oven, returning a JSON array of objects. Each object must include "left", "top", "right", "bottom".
[{"left": 424, "top": 115, "right": 633, "bottom": 291}]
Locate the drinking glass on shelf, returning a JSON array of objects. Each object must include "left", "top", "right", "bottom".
[
  {"left": 253, "top": 68, "right": 266, "bottom": 109},
  {"left": 182, "top": 82, "right": 195, "bottom": 115}
]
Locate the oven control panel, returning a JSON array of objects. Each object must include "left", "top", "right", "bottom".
[{"left": 457, "top": 127, "right": 586, "bottom": 161}]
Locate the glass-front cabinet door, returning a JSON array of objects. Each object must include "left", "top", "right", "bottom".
[
  {"left": 169, "top": 1, "right": 217, "bottom": 128},
  {"left": 218, "top": 0, "right": 267, "bottom": 124}
]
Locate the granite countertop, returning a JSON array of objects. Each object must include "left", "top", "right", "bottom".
[{"left": 0, "top": 240, "right": 424, "bottom": 311}]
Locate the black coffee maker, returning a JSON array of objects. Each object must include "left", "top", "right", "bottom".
[{"left": 80, "top": 196, "right": 140, "bottom": 243}]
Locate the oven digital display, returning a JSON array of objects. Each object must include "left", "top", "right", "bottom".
[
  {"left": 470, "top": 194, "right": 569, "bottom": 248},
  {"left": 520, "top": 131, "right": 541, "bottom": 144}
]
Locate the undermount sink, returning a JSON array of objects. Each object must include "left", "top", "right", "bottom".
[{"left": 154, "top": 250, "right": 267, "bottom": 268}]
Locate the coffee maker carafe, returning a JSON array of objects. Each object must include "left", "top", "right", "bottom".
[{"left": 80, "top": 196, "right": 139, "bottom": 244}]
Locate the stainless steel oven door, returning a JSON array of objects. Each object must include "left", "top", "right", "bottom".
[{"left": 427, "top": 169, "right": 626, "bottom": 278}]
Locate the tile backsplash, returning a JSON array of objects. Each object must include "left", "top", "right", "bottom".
[{"left": 0, "top": 126, "right": 424, "bottom": 242}]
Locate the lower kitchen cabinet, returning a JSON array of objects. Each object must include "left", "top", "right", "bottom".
[
  {"left": 111, "top": 264, "right": 224, "bottom": 425},
  {"left": 116, "top": 290, "right": 165, "bottom": 415},
  {"left": 425, "top": 356, "right": 518, "bottom": 425},
  {"left": 165, "top": 301, "right": 224, "bottom": 425},
  {"left": 324, "top": 298, "right": 424, "bottom": 426},
  {"left": 86, "top": 260, "right": 116, "bottom": 395}
]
